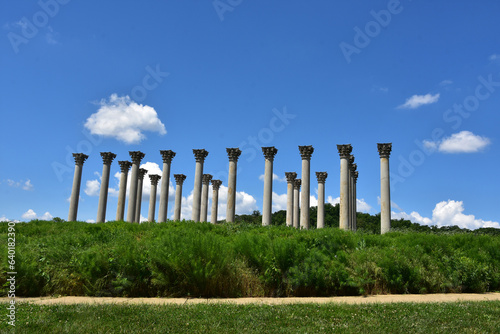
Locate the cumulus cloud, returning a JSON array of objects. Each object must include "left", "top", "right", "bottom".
[
  {"left": 84, "top": 179, "right": 100, "bottom": 196},
  {"left": 21, "top": 209, "right": 53, "bottom": 221},
  {"left": 397, "top": 93, "right": 440, "bottom": 109},
  {"left": 423, "top": 131, "right": 490, "bottom": 153},
  {"left": 259, "top": 173, "right": 286, "bottom": 182},
  {"left": 272, "top": 192, "right": 288, "bottom": 211},
  {"left": 392, "top": 200, "right": 499, "bottom": 230},
  {"left": 84, "top": 94, "right": 166, "bottom": 144},
  {"left": 0, "top": 216, "right": 10, "bottom": 222},
  {"left": 327, "top": 196, "right": 372, "bottom": 213}
]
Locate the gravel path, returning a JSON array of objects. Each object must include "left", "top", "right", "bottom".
[{"left": 5, "top": 293, "right": 500, "bottom": 305}]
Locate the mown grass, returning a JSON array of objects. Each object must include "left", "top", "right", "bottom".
[
  {"left": 1, "top": 220, "right": 499, "bottom": 297},
  {"left": 1, "top": 301, "right": 499, "bottom": 333}
]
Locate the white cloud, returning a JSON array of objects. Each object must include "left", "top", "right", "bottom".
[
  {"left": 397, "top": 93, "right": 440, "bottom": 109},
  {"left": 489, "top": 54, "right": 500, "bottom": 61},
  {"left": 84, "top": 94, "right": 166, "bottom": 144},
  {"left": 45, "top": 27, "right": 59, "bottom": 45},
  {"left": 5, "top": 179, "right": 34, "bottom": 191},
  {"left": 259, "top": 173, "right": 286, "bottom": 182},
  {"left": 439, "top": 80, "right": 453, "bottom": 86},
  {"left": 84, "top": 179, "right": 100, "bottom": 196},
  {"left": 327, "top": 196, "right": 371, "bottom": 213},
  {"left": 21, "top": 209, "right": 53, "bottom": 221},
  {"left": 392, "top": 200, "right": 499, "bottom": 230},
  {"left": 423, "top": 131, "right": 490, "bottom": 153},
  {"left": 0, "top": 216, "right": 9, "bottom": 222},
  {"left": 22, "top": 179, "right": 34, "bottom": 191},
  {"left": 272, "top": 192, "right": 288, "bottom": 211}
]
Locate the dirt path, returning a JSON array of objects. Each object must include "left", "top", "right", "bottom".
[{"left": 5, "top": 293, "right": 500, "bottom": 306}]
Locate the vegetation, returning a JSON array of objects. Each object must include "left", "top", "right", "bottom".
[
  {"left": 1, "top": 210, "right": 499, "bottom": 297},
  {"left": 2, "top": 301, "right": 499, "bottom": 333}
]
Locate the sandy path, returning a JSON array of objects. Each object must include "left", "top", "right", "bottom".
[{"left": 5, "top": 293, "right": 500, "bottom": 306}]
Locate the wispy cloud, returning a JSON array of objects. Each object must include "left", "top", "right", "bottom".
[
  {"left": 439, "top": 80, "right": 453, "bottom": 86},
  {"left": 397, "top": 93, "right": 440, "bottom": 109},
  {"left": 423, "top": 131, "right": 490, "bottom": 153},
  {"left": 489, "top": 54, "right": 500, "bottom": 61},
  {"left": 4, "top": 179, "right": 33, "bottom": 191}
]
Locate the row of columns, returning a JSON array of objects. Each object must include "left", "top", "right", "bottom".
[{"left": 67, "top": 143, "right": 392, "bottom": 233}]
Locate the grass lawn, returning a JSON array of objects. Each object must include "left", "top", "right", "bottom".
[{"left": 1, "top": 301, "right": 499, "bottom": 333}]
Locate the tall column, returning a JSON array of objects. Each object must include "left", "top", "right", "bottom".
[
  {"left": 378, "top": 143, "right": 392, "bottom": 234},
  {"left": 135, "top": 168, "right": 148, "bottom": 223},
  {"left": 299, "top": 145, "right": 314, "bottom": 230},
  {"left": 192, "top": 149, "right": 209, "bottom": 222},
  {"left": 200, "top": 174, "right": 213, "bottom": 222},
  {"left": 210, "top": 179, "right": 222, "bottom": 224},
  {"left": 348, "top": 155, "right": 355, "bottom": 230},
  {"left": 316, "top": 172, "right": 328, "bottom": 229},
  {"left": 262, "top": 147, "right": 278, "bottom": 226},
  {"left": 350, "top": 162, "right": 357, "bottom": 231},
  {"left": 337, "top": 144, "right": 352, "bottom": 230},
  {"left": 148, "top": 174, "right": 161, "bottom": 222},
  {"left": 353, "top": 171, "right": 358, "bottom": 231},
  {"left": 116, "top": 161, "right": 132, "bottom": 221},
  {"left": 68, "top": 153, "right": 88, "bottom": 221},
  {"left": 126, "top": 151, "right": 145, "bottom": 223},
  {"left": 293, "top": 179, "right": 301, "bottom": 229},
  {"left": 285, "top": 172, "right": 297, "bottom": 227},
  {"left": 158, "top": 150, "right": 176, "bottom": 223},
  {"left": 173, "top": 174, "right": 186, "bottom": 221},
  {"left": 96, "top": 152, "right": 116, "bottom": 223},
  {"left": 226, "top": 148, "right": 241, "bottom": 223}
]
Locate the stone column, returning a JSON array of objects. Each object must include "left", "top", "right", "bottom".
[
  {"left": 126, "top": 151, "right": 145, "bottom": 223},
  {"left": 158, "top": 150, "right": 176, "bottom": 223},
  {"left": 226, "top": 148, "right": 241, "bottom": 223},
  {"left": 116, "top": 161, "right": 132, "bottom": 221},
  {"left": 192, "top": 149, "right": 209, "bottom": 222},
  {"left": 285, "top": 172, "right": 297, "bottom": 227},
  {"left": 135, "top": 168, "right": 148, "bottom": 223},
  {"left": 353, "top": 171, "right": 358, "bottom": 231},
  {"left": 293, "top": 179, "right": 301, "bottom": 229},
  {"left": 350, "top": 162, "right": 357, "bottom": 231},
  {"left": 262, "top": 147, "right": 278, "bottom": 226},
  {"left": 68, "top": 153, "right": 88, "bottom": 221},
  {"left": 378, "top": 143, "right": 392, "bottom": 234},
  {"left": 173, "top": 174, "right": 186, "bottom": 221},
  {"left": 96, "top": 152, "right": 116, "bottom": 223},
  {"left": 210, "top": 179, "right": 222, "bottom": 224},
  {"left": 316, "top": 172, "right": 328, "bottom": 229},
  {"left": 348, "top": 155, "right": 355, "bottom": 230},
  {"left": 299, "top": 145, "right": 314, "bottom": 230},
  {"left": 148, "top": 174, "right": 161, "bottom": 222},
  {"left": 200, "top": 174, "right": 213, "bottom": 222},
  {"left": 337, "top": 144, "right": 352, "bottom": 230}
]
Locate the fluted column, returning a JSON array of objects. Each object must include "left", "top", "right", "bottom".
[
  {"left": 348, "top": 155, "right": 355, "bottom": 230},
  {"left": 200, "top": 174, "right": 213, "bottom": 222},
  {"left": 262, "top": 147, "right": 278, "bottom": 226},
  {"left": 378, "top": 143, "right": 392, "bottom": 234},
  {"left": 299, "top": 145, "right": 314, "bottom": 229},
  {"left": 174, "top": 174, "right": 186, "bottom": 221},
  {"left": 135, "top": 168, "right": 148, "bottom": 223},
  {"left": 350, "top": 162, "right": 357, "bottom": 231},
  {"left": 337, "top": 144, "right": 352, "bottom": 230},
  {"left": 116, "top": 161, "right": 132, "bottom": 221},
  {"left": 148, "top": 174, "right": 161, "bottom": 222},
  {"left": 285, "top": 172, "right": 297, "bottom": 227},
  {"left": 68, "top": 153, "right": 88, "bottom": 221},
  {"left": 353, "top": 171, "right": 358, "bottom": 231},
  {"left": 211, "top": 179, "right": 222, "bottom": 224},
  {"left": 158, "top": 150, "right": 176, "bottom": 223},
  {"left": 96, "top": 152, "right": 116, "bottom": 223},
  {"left": 226, "top": 148, "right": 241, "bottom": 223},
  {"left": 192, "top": 149, "right": 209, "bottom": 222},
  {"left": 126, "top": 151, "right": 145, "bottom": 223},
  {"left": 316, "top": 172, "right": 328, "bottom": 229},
  {"left": 293, "top": 179, "right": 301, "bottom": 229}
]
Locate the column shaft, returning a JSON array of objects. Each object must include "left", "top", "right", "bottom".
[
  {"left": 226, "top": 148, "right": 241, "bottom": 223},
  {"left": 192, "top": 149, "right": 208, "bottom": 222},
  {"left": 200, "top": 174, "right": 212, "bottom": 222},
  {"left": 316, "top": 172, "right": 328, "bottom": 229},
  {"left": 68, "top": 153, "right": 88, "bottom": 221},
  {"left": 299, "top": 146, "right": 314, "bottom": 230},
  {"left": 337, "top": 145, "right": 352, "bottom": 230},
  {"left": 262, "top": 147, "right": 277, "bottom": 226},
  {"left": 126, "top": 151, "right": 145, "bottom": 223},
  {"left": 158, "top": 150, "right": 175, "bottom": 223},
  {"left": 148, "top": 175, "right": 161, "bottom": 222},
  {"left": 135, "top": 168, "right": 147, "bottom": 223},
  {"left": 285, "top": 172, "right": 297, "bottom": 227},
  {"left": 211, "top": 180, "right": 222, "bottom": 224},
  {"left": 378, "top": 143, "right": 392, "bottom": 234},
  {"left": 96, "top": 152, "right": 116, "bottom": 223},
  {"left": 293, "top": 179, "right": 301, "bottom": 229},
  {"left": 116, "top": 161, "right": 131, "bottom": 221},
  {"left": 174, "top": 174, "right": 186, "bottom": 221}
]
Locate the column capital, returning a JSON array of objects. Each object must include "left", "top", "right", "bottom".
[
  {"left": 349, "top": 155, "right": 355, "bottom": 165},
  {"left": 337, "top": 144, "right": 352, "bottom": 159},
  {"left": 262, "top": 146, "right": 278, "bottom": 161},
  {"left": 100, "top": 152, "right": 117, "bottom": 165},
  {"left": 118, "top": 160, "right": 132, "bottom": 173},
  {"left": 193, "top": 149, "right": 209, "bottom": 162},
  {"left": 160, "top": 150, "right": 176, "bottom": 163},
  {"left": 377, "top": 143, "right": 392, "bottom": 158},
  {"left": 315, "top": 172, "right": 328, "bottom": 183},
  {"left": 174, "top": 174, "right": 186, "bottom": 185},
  {"left": 353, "top": 171, "right": 359, "bottom": 183},
  {"left": 73, "top": 153, "right": 89, "bottom": 166},
  {"left": 202, "top": 174, "right": 213, "bottom": 185},
  {"left": 293, "top": 179, "right": 302, "bottom": 189},
  {"left": 129, "top": 151, "right": 145, "bottom": 164},
  {"left": 138, "top": 168, "right": 148, "bottom": 180},
  {"left": 211, "top": 179, "right": 222, "bottom": 190},
  {"left": 149, "top": 174, "right": 161, "bottom": 186},
  {"left": 226, "top": 148, "right": 241, "bottom": 162},
  {"left": 285, "top": 172, "right": 297, "bottom": 183},
  {"left": 350, "top": 163, "right": 357, "bottom": 173},
  {"left": 298, "top": 145, "right": 314, "bottom": 160}
]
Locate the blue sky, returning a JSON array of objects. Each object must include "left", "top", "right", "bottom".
[{"left": 1, "top": 0, "right": 500, "bottom": 229}]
